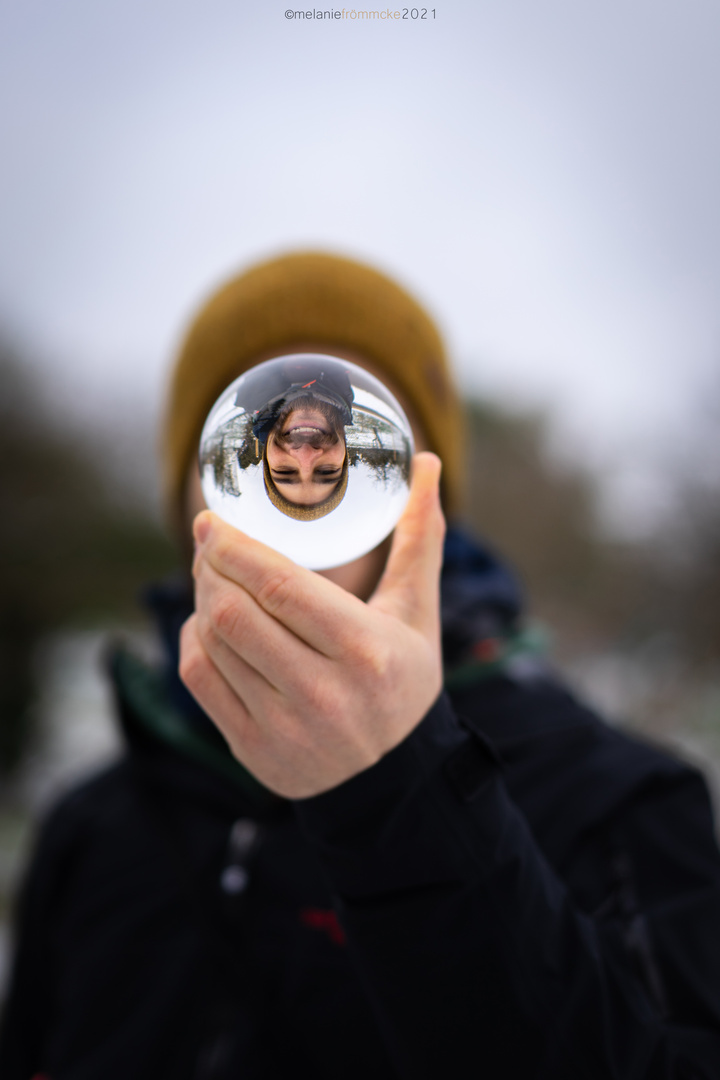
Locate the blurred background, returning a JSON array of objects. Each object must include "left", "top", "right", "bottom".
[{"left": 1, "top": 0, "right": 719, "bottom": 995}]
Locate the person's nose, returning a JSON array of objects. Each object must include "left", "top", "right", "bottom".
[{"left": 289, "top": 442, "right": 324, "bottom": 475}]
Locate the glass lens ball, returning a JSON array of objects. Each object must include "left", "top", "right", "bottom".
[{"left": 198, "top": 354, "right": 415, "bottom": 569}]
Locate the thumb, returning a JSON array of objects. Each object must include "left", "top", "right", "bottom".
[{"left": 371, "top": 452, "right": 446, "bottom": 633}]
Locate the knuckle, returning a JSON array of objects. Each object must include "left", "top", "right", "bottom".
[
  {"left": 255, "top": 568, "right": 295, "bottom": 614},
  {"left": 307, "top": 679, "right": 341, "bottom": 718},
  {"left": 354, "top": 637, "right": 393, "bottom": 683},
  {"left": 210, "top": 590, "right": 242, "bottom": 640}
]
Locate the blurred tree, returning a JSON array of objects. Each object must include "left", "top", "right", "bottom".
[
  {"left": 461, "top": 399, "right": 656, "bottom": 653},
  {"left": 0, "top": 342, "right": 176, "bottom": 775},
  {"left": 682, "top": 510, "right": 720, "bottom": 662},
  {"left": 658, "top": 389, "right": 720, "bottom": 667}
]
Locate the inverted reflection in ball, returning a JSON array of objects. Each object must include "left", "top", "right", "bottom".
[{"left": 198, "top": 354, "right": 414, "bottom": 569}]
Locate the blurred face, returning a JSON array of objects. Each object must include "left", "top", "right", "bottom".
[{"left": 265, "top": 400, "right": 346, "bottom": 507}]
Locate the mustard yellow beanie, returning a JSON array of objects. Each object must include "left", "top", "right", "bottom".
[{"left": 163, "top": 251, "right": 464, "bottom": 526}]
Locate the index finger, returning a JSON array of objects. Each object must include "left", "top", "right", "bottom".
[{"left": 193, "top": 512, "right": 374, "bottom": 659}]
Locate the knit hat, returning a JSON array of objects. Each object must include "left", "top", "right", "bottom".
[{"left": 163, "top": 251, "right": 464, "bottom": 527}]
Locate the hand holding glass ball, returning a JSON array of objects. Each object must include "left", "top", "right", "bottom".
[{"left": 198, "top": 355, "right": 415, "bottom": 569}]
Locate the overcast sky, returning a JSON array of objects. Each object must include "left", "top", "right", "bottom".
[{"left": 2, "top": 0, "right": 719, "bottom": 533}]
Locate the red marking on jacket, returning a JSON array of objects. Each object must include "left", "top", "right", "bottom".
[
  {"left": 300, "top": 907, "right": 346, "bottom": 945},
  {"left": 301, "top": 380, "right": 317, "bottom": 388},
  {"left": 473, "top": 638, "right": 500, "bottom": 662}
]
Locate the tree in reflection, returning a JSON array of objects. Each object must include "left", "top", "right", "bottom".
[
  {"left": 346, "top": 407, "right": 412, "bottom": 489},
  {"left": 201, "top": 413, "right": 259, "bottom": 497}
]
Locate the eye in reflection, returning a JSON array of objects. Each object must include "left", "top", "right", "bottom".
[{"left": 199, "top": 354, "right": 414, "bottom": 569}]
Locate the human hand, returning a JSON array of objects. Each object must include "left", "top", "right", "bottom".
[{"left": 179, "top": 453, "right": 445, "bottom": 798}]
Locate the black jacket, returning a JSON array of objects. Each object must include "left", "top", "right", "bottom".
[{"left": 2, "top": 533, "right": 720, "bottom": 1079}]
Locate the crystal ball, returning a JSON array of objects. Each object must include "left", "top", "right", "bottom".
[{"left": 198, "top": 354, "right": 415, "bottom": 569}]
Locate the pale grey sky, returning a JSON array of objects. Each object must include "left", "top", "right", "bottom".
[{"left": 2, "top": 0, "right": 719, "bottom": 532}]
